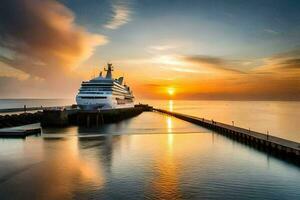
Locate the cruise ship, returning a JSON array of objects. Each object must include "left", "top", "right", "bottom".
[{"left": 76, "top": 63, "right": 134, "bottom": 110}]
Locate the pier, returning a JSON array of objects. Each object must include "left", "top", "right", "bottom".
[
  {"left": 41, "top": 104, "right": 152, "bottom": 127},
  {"left": 1, "top": 103, "right": 299, "bottom": 164},
  {"left": 0, "top": 123, "right": 41, "bottom": 138},
  {"left": 154, "top": 108, "right": 300, "bottom": 163},
  {"left": 0, "top": 104, "right": 152, "bottom": 130},
  {"left": 0, "top": 112, "right": 42, "bottom": 128},
  {"left": 0, "top": 105, "right": 73, "bottom": 114}
]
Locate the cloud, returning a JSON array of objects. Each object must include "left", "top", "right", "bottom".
[
  {"left": 180, "top": 51, "right": 300, "bottom": 100},
  {"left": 142, "top": 83, "right": 162, "bottom": 87},
  {"left": 0, "top": 0, "right": 107, "bottom": 80},
  {"left": 107, "top": 50, "right": 300, "bottom": 100},
  {"left": 149, "top": 45, "right": 177, "bottom": 51},
  {"left": 254, "top": 48, "right": 300, "bottom": 73},
  {"left": 115, "top": 54, "right": 245, "bottom": 74},
  {"left": 152, "top": 55, "right": 185, "bottom": 66},
  {"left": 104, "top": 1, "right": 131, "bottom": 30},
  {"left": 0, "top": 0, "right": 108, "bottom": 97},
  {"left": 279, "top": 58, "right": 300, "bottom": 69},
  {"left": 0, "top": 62, "right": 29, "bottom": 80},
  {"left": 162, "top": 67, "right": 201, "bottom": 73},
  {"left": 182, "top": 55, "right": 245, "bottom": 74},
  {"left": 184, "top": 55, "right": 225, "bottom": 65},
  {"left": 263, "top": 29, "right": 279, "bottom": 35},
  {"left": 140, "top": 52, "right": 300, "bottom": 100}
]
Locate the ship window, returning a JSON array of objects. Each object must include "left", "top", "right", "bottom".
[{"left": 80, "top": 96, "right": 107, "bottom": 99}]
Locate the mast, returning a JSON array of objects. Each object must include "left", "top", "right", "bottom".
[{"left": 104, "top": 63, "right": 114, "bottom": 79}]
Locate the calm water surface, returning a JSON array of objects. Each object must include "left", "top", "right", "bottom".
[
  {"left": 0, "top": 98, "right": 74, "bottom": 109},
  {"left": 0, "top": 112, "right": 299, "bottom": 200},
  {"left": 144, "top": 100, "right": 300, "bottom": 142},
  {"left": 1, "top": 99, "right": 299, "bottom": 141}
]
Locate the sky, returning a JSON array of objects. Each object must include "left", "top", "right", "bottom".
[{"left": 0, "top": 0, "right": 300, "bottom": 100}]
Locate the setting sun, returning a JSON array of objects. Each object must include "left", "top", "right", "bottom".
[{"left": 167, "top": 87, "right": 175, "bottom": 96}]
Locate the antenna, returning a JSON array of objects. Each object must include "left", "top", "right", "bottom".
[
  {"left": 104, "top": 63, "right": 114, "bottom": 71},
  {"left": 104, "top": 63, "right": 114, "bottom": 79}
]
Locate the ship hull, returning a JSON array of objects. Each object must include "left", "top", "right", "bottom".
[{"left": 76, "top": 95, "right": 134, "bottom": 110}]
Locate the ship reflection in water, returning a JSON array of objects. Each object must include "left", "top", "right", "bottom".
[{"left": 0, "top": 112, "right": 300, "bottom": 199}]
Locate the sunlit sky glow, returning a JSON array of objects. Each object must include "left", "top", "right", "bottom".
[{"left": 0, "top": 0, "right": 299, "bottom": 100}]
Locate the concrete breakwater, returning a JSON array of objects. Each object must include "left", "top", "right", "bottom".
[
  {"left": 154, "top": 108, "right": 300, "bottom": 163},
  {"left": 0, "top": 124, "right": 41, "bottom": 138},
  {"left": 0, "top": 105, "right": 72, "bottom": 113},
  {"left": 0, "top": 112, "right": 42, "bottom": 128},
  {"left": 0, "top": 104, "right": 153, "bottom": 128}
]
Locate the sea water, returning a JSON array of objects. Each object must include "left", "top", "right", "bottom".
[{"left": 0, "top": 99, "right": 299, "bottom": 199}]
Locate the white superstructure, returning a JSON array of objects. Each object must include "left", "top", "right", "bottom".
[{"left": 76, "top": 63, "right": 134, "bottom": 110}]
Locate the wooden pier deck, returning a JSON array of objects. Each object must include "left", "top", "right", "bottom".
[
  {"left": 0, "top": 123, "right": 41, "bottom": 138},
  {"left": 154, "top": 108, "right": 300, "bottom": 161}
]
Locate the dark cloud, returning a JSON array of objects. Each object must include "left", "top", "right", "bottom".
[
  {"left": 185, "top": 50, "right": 300, "bottom": 75},
  {"left": 185, "top": 55, "right": 225, "bottom": 65},
  {"left": 278, "top": 58, "right": 300, "bottom": 69},
  {"left": 256, "top": 48, "right": 300, "bottom": 72},
  {"left": 271, "top": 48, "right": 300, "bottom": 59},
  {"left": 183, "top": 55, "right": 245, "bottom": 74}
]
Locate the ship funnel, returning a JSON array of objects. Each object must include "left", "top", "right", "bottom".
[{"left": 118, "top": 77, "right": 124, "bottom": 84}]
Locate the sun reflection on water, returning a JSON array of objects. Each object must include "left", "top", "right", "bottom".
[
  {"left": 150, "top": 115, "right": 180, "bottom": 199},
  {"left": 168, "top": 100, "right": 173, "bottom": 112},
  {"left": 167, "top": 116, "right": 173, "bottom": 149}
]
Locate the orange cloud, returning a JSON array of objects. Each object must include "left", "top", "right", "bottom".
[
  {"left": 130, "top": 49, "right": 300, "bottom": 100},
  {"left": 0, "top": 0, "right": 108, "bottom": 98},
  {"left": 0, "top": 0, "right": 107, "bottom": 79}
]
